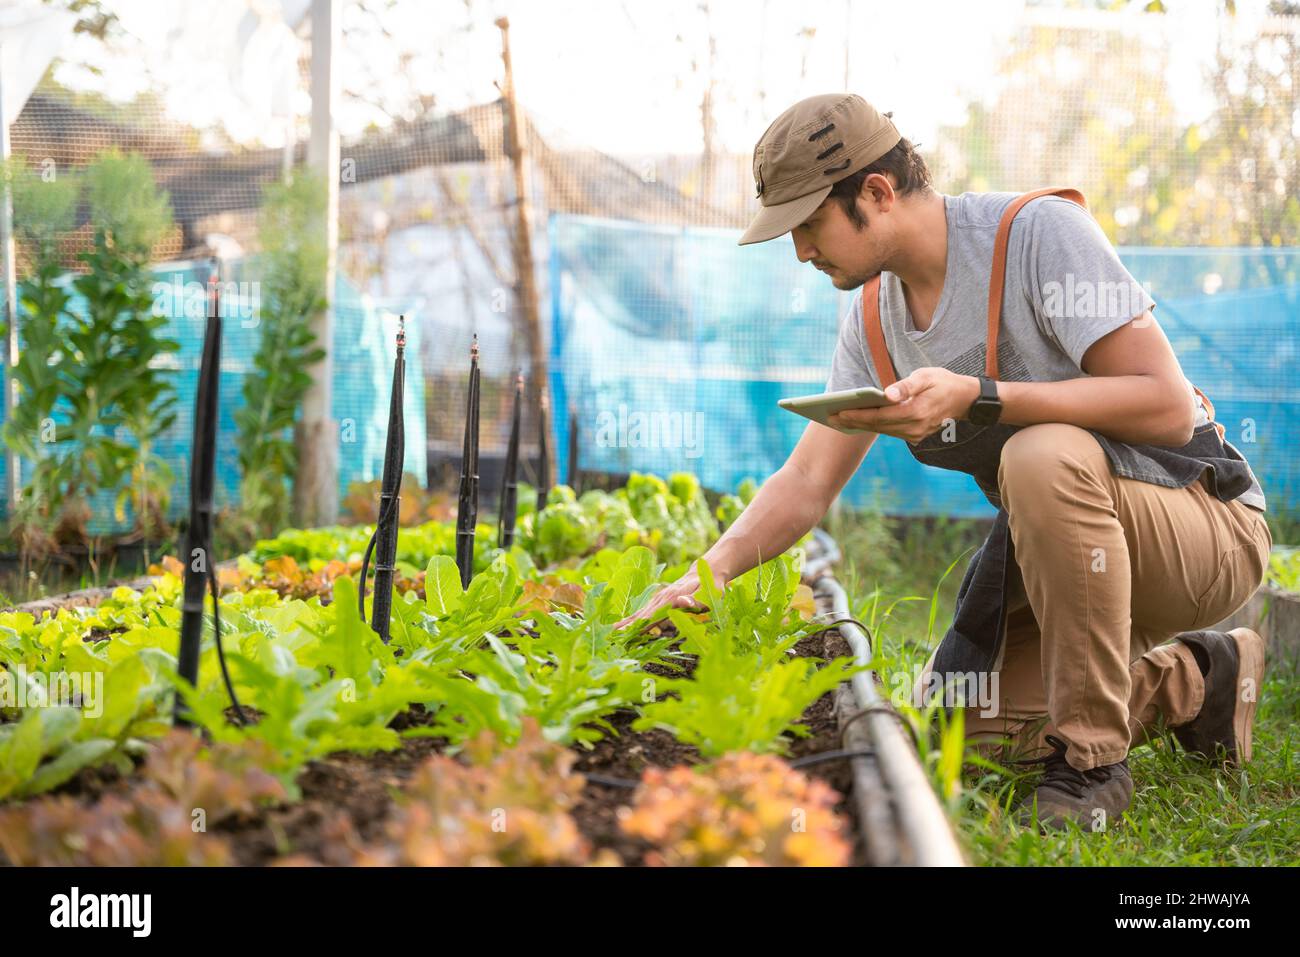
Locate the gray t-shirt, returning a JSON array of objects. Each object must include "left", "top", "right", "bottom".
[{"left": 826, "top": 190, "right": 1265, "bottom": 510}]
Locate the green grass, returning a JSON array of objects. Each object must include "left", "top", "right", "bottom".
[{"left": 824, "top": 506, "right": 1300, "bottom": 867}]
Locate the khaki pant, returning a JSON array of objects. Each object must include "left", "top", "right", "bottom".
[{"left": 913, "top": 423, "right": 1272, "bottom": 772}]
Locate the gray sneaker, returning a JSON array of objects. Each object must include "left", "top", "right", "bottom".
[
  {"left": 1011, "top": 734, "right": 1133, "bottom": 833},
  {"left": 1171, "top": 628, "right": 1265, "bottom": 767}
]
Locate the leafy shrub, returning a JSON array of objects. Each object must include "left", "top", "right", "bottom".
[
  {"left": 81, "top": 149, "right": 173, "bottom": 260},
  {"left": 53, "top": 150, "right": 178, "bottom": 544},
  {"left": 235, "top": 173, "right": 327, "bottom": 534},
  {"left": 1267, "top": 547, "right": 1300, "bottom": 593},
  {"left": 1, "top": 160, "right": 80, "bottom": 558}
]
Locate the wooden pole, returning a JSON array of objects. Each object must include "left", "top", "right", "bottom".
[
  {"left": 494, "top": 16, "right": 550, "bottom": 495},
  {"left": 0, "top": 44, "right": 21, "bottom": 514},
  {"left": 295, "top": 0, "right": 340, "bottom": 527},
  {"left": 843, "top": 0, "right": 851, "bottom": 90},
  {"left": 700, "top": 3, "right": 717, "bottom": 212}
]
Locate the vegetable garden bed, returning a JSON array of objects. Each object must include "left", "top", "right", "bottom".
[{"left": 0, "top": 474, "right": 962, "bottom": 867}]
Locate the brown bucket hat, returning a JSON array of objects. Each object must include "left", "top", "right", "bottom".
[{"left": 740, "top": 93, "right": 901, "bottom": 245}]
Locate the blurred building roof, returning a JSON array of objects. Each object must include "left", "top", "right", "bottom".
[{"left": 10, "top": 89, "right": 746, "bottom": 258}]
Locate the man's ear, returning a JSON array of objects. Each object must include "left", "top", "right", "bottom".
[{"left": 861, "top": 172, "right": 896, "bottom": 212}]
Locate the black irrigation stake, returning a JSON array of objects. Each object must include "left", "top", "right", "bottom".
[
  {"left": 455, "top": 335, "right": 481, "bottom": 589},
  {"left": 567, "top": 403, "right": 580, "bottom": 495},
  {"left": 175, "top": 258, "right": 244, "bottom": 728},
  {"left": 497, "top": 371, "right": 523, "bottom": 550},
  {"left": 537, "top": 383, "right": 552, "bottom": 495},
  {"left": 359, "top": 316, "right": 406, "bottom": 643}
]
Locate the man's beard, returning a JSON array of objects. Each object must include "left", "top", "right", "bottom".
[{"left": 828, "top": 265, "right": 882, "bottom": 291}]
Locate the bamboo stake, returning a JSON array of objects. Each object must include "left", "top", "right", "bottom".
[{"left": 495, "top": 16, "right": 551, "bottom": 498}]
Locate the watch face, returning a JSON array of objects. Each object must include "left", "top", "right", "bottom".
[
  {"left": 970, "top": 378, "right": 1000, "bottom": 425},
  {"left": 970, "top": 400, "right": 998, "bottom": 426}
]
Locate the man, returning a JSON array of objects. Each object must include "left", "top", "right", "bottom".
[{"left": 624, "top": 93, "right": 1272, "bottom": 831}]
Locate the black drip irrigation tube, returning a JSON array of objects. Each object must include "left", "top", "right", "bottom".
[
  {"left": 175, "top": 262, "right": 244, "bottom": 728},
  {"left": 359, "top": 317, "right": 407, "bottom": 643},
  {"left": 455, "top": 337, "right": 481, "bottom": 590},
  {"left": 803, "top": 528, "right": 967, "bottom": 867},
  {"left": 497, "top": 372, "right": 524, "bottom": 550}
]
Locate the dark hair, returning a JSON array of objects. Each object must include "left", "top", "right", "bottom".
[{"left": 828, "top": 137, "right": 933, "bottom": 228}]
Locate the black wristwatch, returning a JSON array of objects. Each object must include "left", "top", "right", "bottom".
[{"left": 967, "top": 375, "right": 1002, "bottom": 426}]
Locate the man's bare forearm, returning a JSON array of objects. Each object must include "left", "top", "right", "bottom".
[
  {"left": 992, "top": 374, "right": 1194, "bottom": 447},
  {"left": 697, "top": 464, "right": 830, "bottom": 582}
]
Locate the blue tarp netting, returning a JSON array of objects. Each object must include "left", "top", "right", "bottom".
[
  {"left": 549, "top": 213, "right": 1300, "bottom": 517},
  {"left": 0, "top": 260, "right": 427, "bottom": 532},
  {"left": 4, "top": 215, "right": 1293, "bottom": 531}
]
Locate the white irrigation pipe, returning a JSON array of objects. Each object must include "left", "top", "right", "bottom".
[{"left": 807, "top": 528, "right": 967, "bottom": 867}]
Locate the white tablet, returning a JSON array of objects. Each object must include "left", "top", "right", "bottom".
[{"left": 778, "top": 386, "right": 895, "bottom": 433}]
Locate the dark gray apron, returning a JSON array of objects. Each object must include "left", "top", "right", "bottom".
[{"left": 859, "top": 189, "right": 1261, "bottom": 705}]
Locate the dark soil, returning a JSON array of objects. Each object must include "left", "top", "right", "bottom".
[
  {"left": 221, "top": 736, "right": 448, "bottom": 866},
  {"left": 569, "top": 709, "right": 703, "bottom": 866},
  {"left": 55, "top": 758, "right": 134, "bottom": 802},
  {"left": 789, "top": 611, "right": 863, "bottom": 866}
]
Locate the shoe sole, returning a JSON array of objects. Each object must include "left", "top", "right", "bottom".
[{"left": 1226, "top": 628, "right": 1265, "bottom": 766}]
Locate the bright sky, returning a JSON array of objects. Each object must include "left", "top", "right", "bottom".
[{"left": 4, "top": 0, "right": 1284, "bottom": 156}]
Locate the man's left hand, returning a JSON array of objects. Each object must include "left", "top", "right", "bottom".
[{"left": 829, "top": 367, "right": 982, "bottom": 443}]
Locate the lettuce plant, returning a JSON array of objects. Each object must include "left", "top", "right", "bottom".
[
  {"left": 0, "top": 732, "right": 284, "bottom": 866},
  {"left": 633, "top": 616, "right": 855, "bottom": 757},
  {"left": 619, "top": 752, "right": 851, "bottom": 867},
  {"left": 355, "top": 719, "right": 607, "bottom": 867}
]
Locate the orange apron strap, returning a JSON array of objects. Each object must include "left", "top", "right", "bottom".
[
  {"left": 858, "top": 188, "right": 1220, "bottom": 451},
  {"left": 987, "top": 187, "right": 1088, "bottom": 379},
  {"left": 860, "top": 274, "right": 898, "bottom": 389},
  {"left": 1192, "top": 384, "right": 1227, "bottom": 442},
  {"left": 864, "top": 187, "right": 1088, "bottom": 388}
]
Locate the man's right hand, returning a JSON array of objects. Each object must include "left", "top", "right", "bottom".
[
  {"left": 613, "top": 566, "right": 724, "bottom": 631},
  {"left": 610, "top": 422, "right": 873, "bottom": 634}
]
